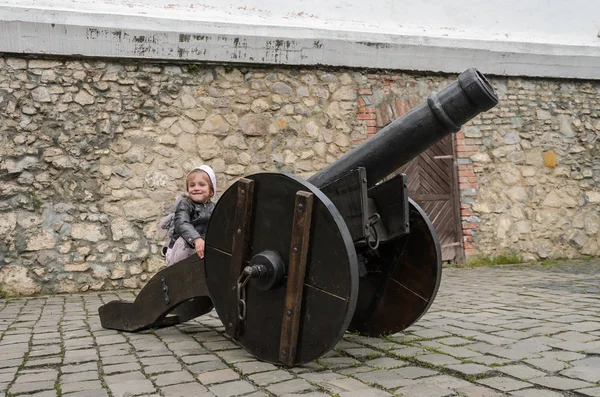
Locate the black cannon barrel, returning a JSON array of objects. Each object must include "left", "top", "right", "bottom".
[{"left": 308, "top": 68, "right": 498, "bottom": 189}]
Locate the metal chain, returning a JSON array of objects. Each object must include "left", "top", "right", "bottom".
[
  {"left": 236, "top": 267, "right": 252, "bottom": 321},
  {"left": 367, "top": 213, "right": 381, "bottom": 250}
]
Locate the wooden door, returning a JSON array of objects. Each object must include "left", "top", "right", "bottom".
[
  {"left": 397, "top": 135, "right": 463, "bottom": 262},
  {"left": 366, "top": 86, "right": 464, "bottom": 263}
]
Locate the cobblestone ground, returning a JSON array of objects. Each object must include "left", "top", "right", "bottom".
[{"left": 1, "top": 261, "right": 599, "bottom": 397}]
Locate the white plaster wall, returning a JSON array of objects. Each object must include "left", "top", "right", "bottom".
[{"left": 1, "top": 0, "right": 599, "bottom": 79}]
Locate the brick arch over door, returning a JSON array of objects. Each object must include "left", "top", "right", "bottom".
[{"left": 357, "top": 80, "right": 464, "bottom": 262}]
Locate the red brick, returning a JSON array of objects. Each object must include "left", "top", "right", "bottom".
[
  {"left": 461, "top": 209, "right": 473, "bottom": 216},
  {"left": 380, "top": 104, "right": 393, "bottom": 126},
  {"left": 366, "top": 120, "right": 377, "bottom": 127},
  {"left": 358, "top": 88, "right": 372, "bottom": 95},
  {"left": 393, "top": 101, "right": 404, "bottom": 117},
  {"left": 374, "top": 108, "right": 383, "bottom": 127},
  {"left": 457, "top": 145, "right": 480, "bottom": 152},
  {"left": 357, "top": 113, "right": 376, "bottom": 120},
  {"left": 402, "top": 100, "right": 410, "bottom": 114}
]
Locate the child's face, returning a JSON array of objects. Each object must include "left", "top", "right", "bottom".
[{"left": 187, "top": 171, "right": 213, "bottom": 203}]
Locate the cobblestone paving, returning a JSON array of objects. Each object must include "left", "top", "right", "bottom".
[{"left": 1, "top": 261, "right": 599, "bottom": 397}]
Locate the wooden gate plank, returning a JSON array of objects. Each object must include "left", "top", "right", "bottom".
[{"left": 394, "top": 135, "right": 462, "bottom": 262}]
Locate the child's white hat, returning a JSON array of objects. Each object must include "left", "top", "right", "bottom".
[{"left": 187, "top": 165, "right": 217, "bottom": 194}]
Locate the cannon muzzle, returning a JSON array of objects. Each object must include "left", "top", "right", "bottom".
[{"left": 308, "top": 68, "right": 498, "bottom": 189}]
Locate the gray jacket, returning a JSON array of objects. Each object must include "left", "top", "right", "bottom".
[{"left": 170, "top": 197, "right": 215, "bottom": 248}]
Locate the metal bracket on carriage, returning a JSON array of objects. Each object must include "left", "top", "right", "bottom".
[
  {"left": 318, "top": 167, "right": 410, "bottom": 250},
  {"left": 366, "top": 172, "right": 411, "bottom": 242},
  {"left": 160, "top": 276, "right": 170, "bottom": 305}
]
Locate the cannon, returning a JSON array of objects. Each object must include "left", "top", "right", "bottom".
[{"left": 99, "top": 68, "right": 498, "bottom": 367}]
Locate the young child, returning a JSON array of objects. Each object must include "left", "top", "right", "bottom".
[{"left": 164, "top": 165, "right": 217, "bottom": 266}]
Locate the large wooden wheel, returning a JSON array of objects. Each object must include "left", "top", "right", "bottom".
[
  {"left": 204, "top": 173, "right": 359, "bottom": 366},
  {"left": 348, "top": 198, "right": 442, "bottom": 336}
]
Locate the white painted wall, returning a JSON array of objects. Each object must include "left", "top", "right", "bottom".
[{"left": 1, "top": 0, "right": 599, "bottom": 79}]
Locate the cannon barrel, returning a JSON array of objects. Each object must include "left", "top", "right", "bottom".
[{"left": 308, "top": 68, "right": 498, "bottom": 189}]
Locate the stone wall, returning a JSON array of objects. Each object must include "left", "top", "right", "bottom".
[
  {"left": 460, "top": 78, "right": 600, "bottom": 261},
  {"left": 0, "top": 56, "right": 363, "bottom": 295},
  {"left": 353, "top": 72, "right": 600, "bottom": 261},
  {"left": 1, "top": 55, "right": 599, "bottom": 295}
]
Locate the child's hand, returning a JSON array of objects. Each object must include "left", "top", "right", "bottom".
[{"left": 194, "top": 238, "right": 205, "bottom": 259}]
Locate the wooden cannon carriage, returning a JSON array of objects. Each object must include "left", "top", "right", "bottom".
[{"left": 99, "top": 68, "right": 499, "bottom": 366}]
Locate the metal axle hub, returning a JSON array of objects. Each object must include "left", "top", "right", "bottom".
[{"left": 245, "top": 250, "right": 286, "bottom": 291}]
